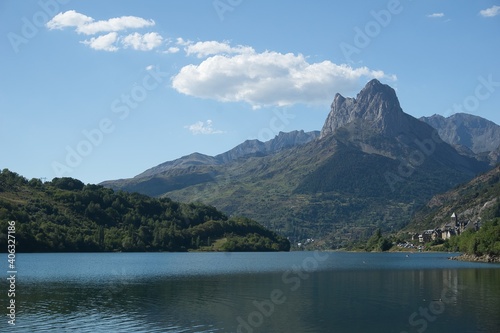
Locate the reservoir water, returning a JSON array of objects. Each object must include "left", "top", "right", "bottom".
[{"left": 2, "top": 252, "right": 500, "bottom": 332}]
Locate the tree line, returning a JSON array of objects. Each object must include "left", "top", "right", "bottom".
[
  {"left": 443, "top": 201, "right": 500, "bottom": 256},
  {"left": 0, "top": 169, "right": 290, "bottom": 252}
]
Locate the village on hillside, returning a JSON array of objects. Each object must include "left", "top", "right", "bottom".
[{"left": 397, "top": 212, "right": 481, "bottom": 250}]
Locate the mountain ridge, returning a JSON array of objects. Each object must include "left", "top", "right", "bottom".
[
  {"left": 406, "top": 164, "right": 500, "bottom": 233},
  {"left": 420, "top": 113, "right": 500, "bottom": 160},
  {"left": 102, "top": 79, "right": 492, "bottom": 247},
  {"left": 123, "top": 130, "right": 320, "bottom": 181},
  {"left": 216, "top": 129, "right": 320, "bottom": 163},
  {"left": 321, "top": 79, "right": 410, "bottom": 138}
]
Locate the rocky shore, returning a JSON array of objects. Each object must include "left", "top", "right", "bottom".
[{"left": 450, "top": 253, "right": 500, "bottom": 263}]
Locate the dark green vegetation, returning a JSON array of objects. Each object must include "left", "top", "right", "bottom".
[
  {"left": 409, "top": 165, "right": 500, "bottom": 231},
  {"left": 363, "top": 229, "right": 393, "bottom": 252},
  {"left": 445, "top": 219, "right": 500, "bottom": 256},
  {"left": 103, "top": 80, "right": 490, "bottom": 248},
  {"left": 408, "top": 165, "right": 500, "bottom": 257},
  {"left": 0, "top": 169, "right": 290, "bottom": 252},
  {"left": 104, "top": 132, "right": 486, "bottom": 249}
]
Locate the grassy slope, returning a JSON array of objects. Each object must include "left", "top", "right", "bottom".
[
  {"left": 407, "top": 165, "right": 500, "bottom": 232},
  {"left": 160, "top": 133, "right": 484, "bottom": 248}
]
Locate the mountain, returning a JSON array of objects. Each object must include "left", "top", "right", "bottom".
[
  {"left": 102, "top": 130, "right": 320, "bottom": 196},
  {"left": 406, "top": 164, "right": 500, "bottom": 232},
  {"left": 216, "top": 130, "right": 320, "bottom": 163},
  {"left": 0, "top": 169, "right": 290, "bottom": 252},
  {"left": 321, "top": 78, "right": 414, "bottom": 138},
  {"left": 405, "top": 164, "right": 500, "bottom": 258},
  {"left": 420, "top": 113, "right": 500, "bottom": 163},
  {"left": 102, "top": 80, "right": 490, "bottom": 248},
  {"left": 134, "top": 152, "right": 220, "bottom": 179}
]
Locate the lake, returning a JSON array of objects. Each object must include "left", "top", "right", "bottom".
[{"left": 2, "top": 252, "right": 500, "bottom": 332}]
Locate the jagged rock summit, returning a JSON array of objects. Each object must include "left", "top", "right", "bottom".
[
  {"left": 420, "top": 113, "right": 500, "bottom": 154},
  {"left": 216, "top": 130, "right": 319, "bottom": 163},
  {"left": 101, "top": 79, "right": 492, "bottom": 247},
  {"left": 320, "top": 79, "right": 413, "bottom": 138},
  {"left": 106, "top": 129, "right": 320, "bottom": 181}
]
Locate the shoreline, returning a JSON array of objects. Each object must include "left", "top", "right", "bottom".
[{"left": 449, "top": 253, "right": 500, "bottom": 263}]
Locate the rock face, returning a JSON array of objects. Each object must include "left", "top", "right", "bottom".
[
  {"left": 101, "top": 79, "right": 493, "bottom": 247},
  {"left": 264, "top": 130, "right": 320, "bottom": 153},
  {"left": 320, "top": 79, "right": 413, "bottom": 138},
  {"left": 420, "top": 113, "right": 500, "bottom": 154},
  {"left": 489, "top": 146, "right": 500, "bottom": 164},
  {"left": 408, "top": 164, "right": 500, "bottom": 232},
  {"left": 105, "top": 130, "right": 320, "bottom": 181},
  {"left": 134, "top": 152, "right": 220, "bottom": 179},
  {"left": 216, "top": 130, "right": 319, "bottom": 163}
]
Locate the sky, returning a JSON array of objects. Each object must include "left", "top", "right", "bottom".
[{"left": 1, "top": 0, "right": 499, "bottom": 185}]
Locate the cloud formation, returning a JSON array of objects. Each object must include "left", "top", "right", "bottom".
[
  {"left": 172, "top": 42, "right": 396, "bottom": 108},
  {"left": 47, "top": 10, "right": 162, "bottom": 52},
  {"left": 185, "top": 120, "right": 224, "bottom": 135},
  {"left": 164, "top": 46, "right": 180, "bottom": 54},
  {"left": 185, "top": 40, "right": 254, "bottom": 58},
  {"left": 80, "top": 32, "right": 119, "bottom": 51},
  {"left": 427, "top": 13, "right": 444, "bottom": 18},
  {"left": 46, "top": 10, "right": 155, "bottom": 35},
  {"left": 479, "top": 5, "right": 500, "bottom": 17},
  {"left": 122, "top": 32, "right": 163, "bottom": 51},
  {"left": 46, "top": 10, "right": 93, "bottom": 31}
]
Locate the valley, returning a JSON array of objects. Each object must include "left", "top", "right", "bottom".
[{"left": 102, "top": 80, "right": 498, "bottom": 247}]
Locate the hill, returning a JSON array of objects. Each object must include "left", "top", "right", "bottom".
[
  {"left": 406, "top": 165, "right": 500, "bottom": 259},
  {"left": 0, "top": 169, "right": 290, "bottom": 252},
  {"left": 102, "top": 130, "right": 320, "bottom": 195},
  {"left": 102, "top": 80, "right": 491, "bottom": 248},
  {"left": 406, "top": 165, "right": 500, "bottom": 232}
]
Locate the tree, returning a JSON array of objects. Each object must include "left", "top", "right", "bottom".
[
  {"left": 365, "top": 228, "right": 392, "bottom": 252},
  {"left": 0, "top": 170, "right": 290, "bottom": 253},
  {"left": 51, "top": 177, "right": 85, "bottom": 191}
]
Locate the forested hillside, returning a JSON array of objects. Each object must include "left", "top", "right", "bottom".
[
  {"left": 408, "top": 165, "right": 500, "bottom": 258},
  {"left": 102, "top": 80, "right": 489, "bottom": 247},
  {"left": 0, "top": 169, "right": 289, "bottom": 252}
]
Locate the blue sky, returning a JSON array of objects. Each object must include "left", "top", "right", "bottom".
[{"left": 1, "top": 0, "right": 499, "bottom": 184}]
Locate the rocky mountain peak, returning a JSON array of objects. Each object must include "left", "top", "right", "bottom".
[
  {"left": 420, "top": 113, "right": 500, "bottom": 155},
  {"left": 320, "top": 79, "right": 409, "bottom": 138},
  {"left": 215, "top": 130, "right": 319, "bottom": 163}
]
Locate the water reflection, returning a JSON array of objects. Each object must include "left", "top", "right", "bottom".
[{"left": 3, "top": 253, "right": 500, "bottom": 333}]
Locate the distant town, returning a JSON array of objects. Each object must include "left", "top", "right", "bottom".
[{"left": 398, "top": 212, "right": 481, "bottom": 250}]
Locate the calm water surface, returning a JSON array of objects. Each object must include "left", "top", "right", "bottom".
[{"left": 2, "top": 252, "right": 500, "bottom": 332}]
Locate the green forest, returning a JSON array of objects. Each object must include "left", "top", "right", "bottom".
[
  {"left": 443, "top": 206, "right": 500, "bottom": 256},
  {"left": 411, "top": 165, "right": 500, "bottom": 257},
  {"left": 0, "top": 169, "right": 290, "bottom": 252}
]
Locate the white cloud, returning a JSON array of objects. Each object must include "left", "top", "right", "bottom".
[
  {"left": 172, "top": 43, "right": 396, "bottom": 108},
  {"left": 79, "top": 16, "right": 155, "bottom": 35},
  {"left": 185, "top": 41, "right": 254, "bottom": 58},
  {"left": 47, "top": 10, "right": 164, "bottom": 52},
  {"left": 81, "top": 32, "right": 119, "bottom": 52},
  {"left": 46, "top": 10, "right": 155, "bottom": 35},
  {"left": 46, "top": 10, "right": 93, "bottom": 30},
  {"left": 185, "top": 120, "right": 224, "bottom": 135},
  {"left": 176, "top": 37, "right": 192, "bottom": 46},
  {"left": 164, "top": 46, "right": 180, "bottom": 54},
  {"left": 479, "top": 5, "right": 500, "bottom": 17},
  {"left": 146, "top": 65, "right": 154, "bottom": 71},
  {"left": 122, "top": 32, "right": 163, "bottom": 51},
  {"left": 427, "top": 13, "right": 444, "bottom": 18}
]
